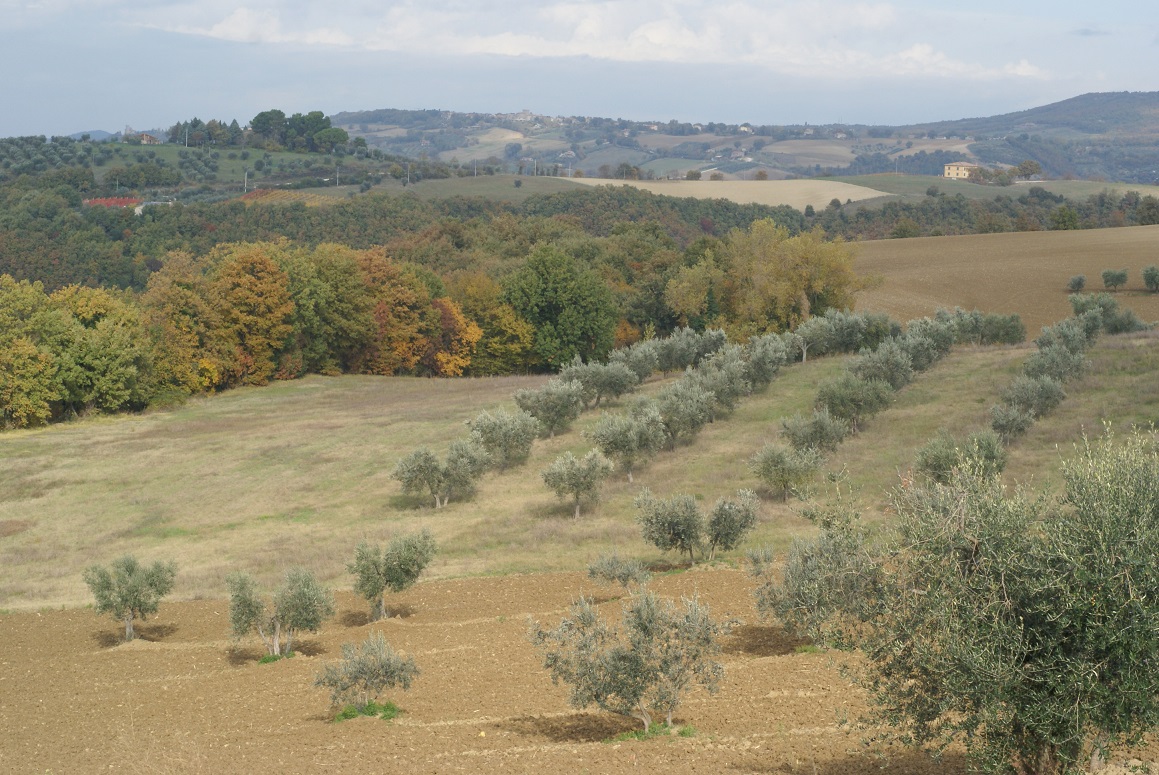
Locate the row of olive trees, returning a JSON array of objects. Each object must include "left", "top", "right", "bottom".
[
  {"left": 749, "top": 428, "right": 1159, "bottom": 775},
  {"left": 1069, "top": 266, "right": 1159, "bottom": 293}
]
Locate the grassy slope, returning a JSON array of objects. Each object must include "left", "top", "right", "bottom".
[
  {"left": 4, "top": 328, "right": 1158, "bottom": 611},
  {"left": 829, "top": 174, "right": 1159, "bottom": 203}
]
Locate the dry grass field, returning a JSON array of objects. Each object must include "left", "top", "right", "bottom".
[
  {"left": 567, "top": 178, "right": 889, "bottom": 210},
  {"left": 855, "top": 225, "right": 1159, "bottom": 332}
]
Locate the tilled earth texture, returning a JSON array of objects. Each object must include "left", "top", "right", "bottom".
[{"left": 2, "top": 569, "right": 1153, "bottom": 775}]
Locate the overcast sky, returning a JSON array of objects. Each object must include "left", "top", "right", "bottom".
[{"left": 1, "top": 0, "right": 1156, "bottom": 136}]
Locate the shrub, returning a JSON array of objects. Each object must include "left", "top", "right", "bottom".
[
  {"left": 226, "top": 567, "right": 335, "bottom": 656},
  {"left": 748, "top": 443, "right": 823, "bottom": 501},
  {"left": 1144, "top": 265, "right": 1159, "bottom": 293},
  {"left": 83, "top": 556, "right": 177, "bottom": 642},
  {"left": 587, "top": 552, "right": 651, "bottom": 589},
  {"left": 815, "top": 373, "right": 894, "bottom": 433},
  {"left": 706, "top": 490, "right": 760, "bottom": 560},
  {"left": 530, "top": 591, "right": 731, "bottom": 730},
  {"left": 314, "top": 632, "right": 418, "bottom": 712},
  {"left": 1067, "top": 275, "right": 1086, "bottom": 292},
  {"left": 587, "top": 402, "right": 666, "bottom": 482},
  {"left": 469, "top": 409, "right": 539, "bottom": 469},
  {"left": 541, "top": 449, "right": 614, "bottom": 518},
  {"left": 848, "top": 340, "right": 913, "bottom": 391},
  {"left": 635, "top": 489, "right": 704, "bottom": 563},
  {"left": 348, "top": 529, "right": 437, "bottom": 621},
  {"left": 990, "top": 403, "right": 1034, "bottom": 441},
  {"left": 1101, "top": 268, "right": 1128, "bottom": 291},
  {"left": 513, "top": 378, "right": 583, "bottom": 438},
  {"left": 779, "top": 409, "right": 850, "bottom": 454},
  {"left": 1001, "top": 375, "right": 1066, "bottom": 418}
]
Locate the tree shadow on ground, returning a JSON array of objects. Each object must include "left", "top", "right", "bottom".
[
  {"left": 91, "top": 630, "right": 122, "bottom": 649},
  {"left": 499, "top": 712, "right": 639, "bottom": 743},
  {"left": 294, "top": 638, "right": 326, "bottom": 657},
  {"left": 723, "top": 624, "right": 810, "bottom": 657},
  {"left": 729, "top": 750, "right": 967, "bottom": 774},
  {"left": 226, "top": 645, "right": 265, "bottom": 666},
  {"left": 90, "top": 622, "right": 178, "bottom": 649},
  {"left": 340, "top": 604, "right": 418, "bottom": 628}
]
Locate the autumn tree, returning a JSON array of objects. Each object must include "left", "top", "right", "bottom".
[
  {"left": 209, "top": 242, "right": 294, "bottom": 386},
  {"left": 448, "top": 273, "right": 536, "bottom": 375}
]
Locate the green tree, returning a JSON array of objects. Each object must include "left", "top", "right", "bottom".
[
  {"left": 848, "top": 340, "right": 913, "bottom": 391},
  {"left": 779, "top": 409, "right": 850, "bottom": 454},
  {"left": 348, "top": 530, "right": 438, "bottom": 621},
  {"left": 226, "top": 567, "right": 335, "bottom": 657},
  {"left": 655, "top": 380, "right": 715, "bottom": 446},
  {"left": 314, "top": 632, "right": 418, "bottom": 713},
  {"left": 541, "top": 449, "right": 614, "bottom": 518},
  {"left": 503, "top": 245, "right": 617, "bottom": 368},
  {"left": 914, "top": 429, "right": 1007, "bottom": 485},
  {"left": 1142, "top": 265, "right": 1159, "bottom": 293},
  {"left": 815, "top": 373, "right": 893, "bottom": 433},
  {"left": 530, "top": 590, "right": 730, "bottom": 730},
  {"left": 1067, "top": 275, "right": 1086, "bottom": 292},
  {"left": 0, "top": 336, "right": 59, "bottom": 428},
  {"left": 1101, "top": 268, "right": 1128, "bottom": 291},
  {"left": 392, "top": 440, "right": 489, "bottom": 508},
  {"left": 83, "top": 556, "right": 177, "bottom": 642}
]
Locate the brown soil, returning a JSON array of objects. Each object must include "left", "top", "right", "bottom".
[{"left": 1, "top": 569, "right": 966, "bottom": 775}]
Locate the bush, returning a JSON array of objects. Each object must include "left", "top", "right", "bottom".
[
  {"left": 226, "top": 568, "right": 335, "bottom": 656},
  {"left": 706, "top": 490, "right": 760, "bottom": 560},
  {"left": 513, "top": 378, "right": 583, "bottom": 438},
  {"left": 990, "top": 403, "right": 1034, "bottom": 441},
  {"left": 848, "top": 339, "right": 914, "bottom": 391},
  {"left": 748, "top": 443, "right": 823, "bottom": 501},
  {"left": 635, "top": 489, "right": 704, "bottom": 563},
  {"left": 541, "top": 449, "right": 614, "bottom": 518},
  {"left": 587, "top": 552, "right": 651, "bottom": 589},
  {"left": 469, "top": 409, "right": 539, "bottom": 469},
  {"left": 530, "top": 591, "right": 731, "bottom": 730},
  {"left": 83, "top": 556, "right": 177, "bottom": 642},
  {"left": 1101, "top": 268, "right": 1128, "bottom": 291},
  {"left": 779, "top": 409, "right": 850, "bottom": 454},
  {"left": 348, "top": 529, "right": 437, "bottom": 621},
  {"left": 1067, "top": 274, "right": 1086, "bottom": 292},
  {"left": 815, "top": 373, "right": 894, "bottom": 433},
  {"left": 314, "top": 632, "right": 418, "bottom": 712},
  {"left": 1144, "top": 265, "right": 1159, "bottom": 293},
  {"left": 1001, "top": 375, "right": 1066, "bottom": 418}
]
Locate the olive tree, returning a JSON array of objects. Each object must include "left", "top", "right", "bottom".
[
  {"left": 748, "top": 443, "right": 823, "bottom": 501},
  {"left": 1067, "top": 275, "right": 1086, "bottom": 292},
  {"left": 587, "top": 401, "right": 666, "bottom": 482},
  {"left": 815, "top": 373, "right": 893, "bottom": 433},
  {"left": 990, "top": 403, "right": 1035, "bottom": 441},
  {"left": 1144, "top": 265, "right": 1159, "bottom": 293},
  {"left": 587, "top": 552, "right": 652, "bottom": 589},
  {"left": 608, "top": 340, "right": 658, "bottom": 382},
  {"left": 914, "top": 429, "right": 1007, "bottom": 484},
  {"left": 863, "top": 430, "right": 1159, "bottom": 774},
  {"left": 656, "top": 379, "right": 715, "bottom": 446},
  {"left": 392, "top": 439, "right": 490, "bottom": 508},
  {"left": 848, "top": 339, "right": 914, "bottom": 391},
  {"left": 1101, "top": 268, "right": 1128, "bottom": 291},
  {"left": 706, "top": 489, "right": 760, "bottom": 560},
  {"left": 559, "top": 356, "right": 639, "bottom": 408},
  {"left": 469, "top": 409, "right": 539, "bottom": 469},
  {"left": 634, "top": 489, "right": 704, "bottom": 564},
  {"left": 348, "top": 529, "right": 437, "bottom": 621},
  {"left": 226, "top": 567, "right": 335, "bottom": 657},
  {"left": 83, "top": 556, "right": 177, "bottom": 642},
  {"left": 513, "top": 378, "right": 583, "bottom": 437},
  {"left": 780, "top": 409, "right": 850, "bottom": 454},
  {"left": 541, "top": 449, "right": 614, "bottom": 518},
  {"left": 314, "top": 632, "right": 418, "bottom": 713},
  {"left": 1001, "top": 375, "right": 1066, "bottom": 418},
  {"left": 530, "top": 590, "right": 731, "bottom": 730}
]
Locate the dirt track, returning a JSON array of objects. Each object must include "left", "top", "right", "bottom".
[{"left": 0, "top": 569, "right": 972, "bottom": 775}]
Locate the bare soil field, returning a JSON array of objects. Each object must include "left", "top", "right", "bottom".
[
  {"left": 855, "top": 225, "right": 1159, "bottom": 333},
  {"left": 567, "top": 178, "right": 889, "bottom": 211},
  {"left": 0, "top": 569, "right": 967, "bottom": 775}
]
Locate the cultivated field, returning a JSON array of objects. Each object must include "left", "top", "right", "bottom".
[
  {"left": 566, "top": 178, "right": 890, "bottom": 210},
  {"left": 830, "top": 174, "right": 1159, "bottom": 202},
  {"left": 854, "top": 225, "right": 1159, "bottom": 332}
]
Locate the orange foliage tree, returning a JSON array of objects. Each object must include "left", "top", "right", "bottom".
[{"left": 208, "top": 243, "right": 294, "bottom": 386}]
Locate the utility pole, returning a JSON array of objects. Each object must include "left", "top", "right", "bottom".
[{"left": 244, "top": 168, "right": 249, "bottom": 192}]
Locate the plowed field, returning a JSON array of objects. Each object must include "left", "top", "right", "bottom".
[{"left": 2, "top": 569, "right": 969, "bottom": 775}]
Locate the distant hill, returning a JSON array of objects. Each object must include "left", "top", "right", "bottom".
[
  {"left": 67, "top": 130, "right": 115, "bottom": 141},
  {"left": 902, "top": 92, "right": 1159, "bottom": 139}
]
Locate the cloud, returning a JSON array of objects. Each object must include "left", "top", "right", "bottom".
[{"left": 1071, "top": 27, "right": 1110, "bottom": 37}]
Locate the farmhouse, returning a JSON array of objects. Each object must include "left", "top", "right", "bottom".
[{"left": 944, "top": 161, "right": 980, "bottom": 179}]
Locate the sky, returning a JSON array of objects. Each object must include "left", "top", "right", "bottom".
[{"left": 1, "top": 0, "right": 1156, "bottom": 137}]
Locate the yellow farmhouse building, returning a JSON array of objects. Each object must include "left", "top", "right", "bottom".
[{"left": 944, "top": 161, "right": 980, "bottom": 179}]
